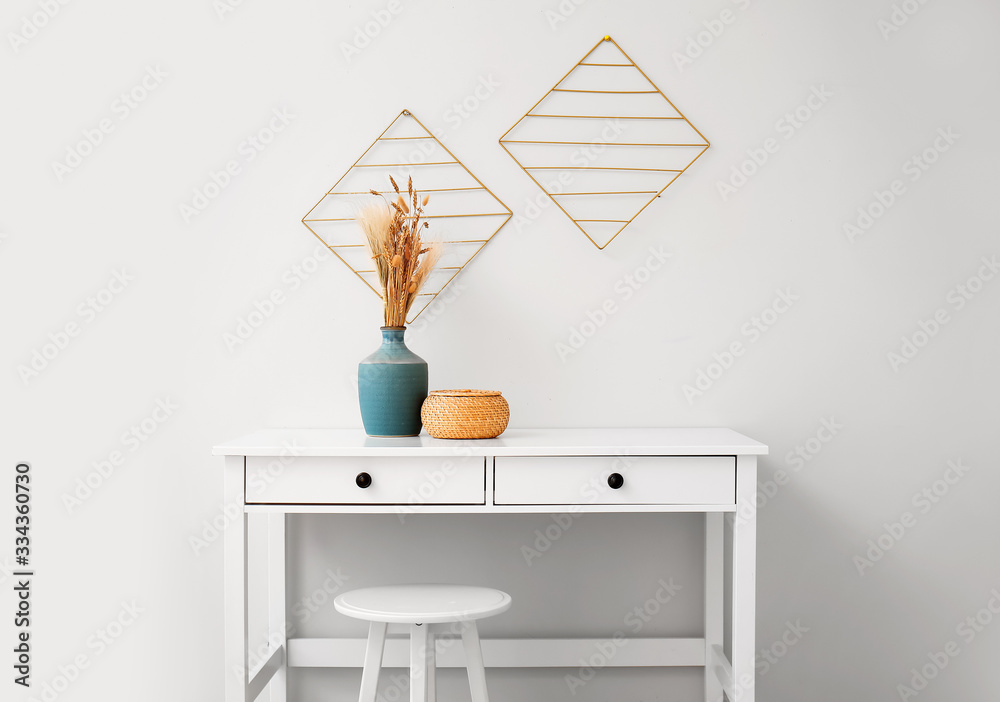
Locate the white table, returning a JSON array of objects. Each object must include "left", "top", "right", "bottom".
[{"left": 215, "top": 428, "right": 767, "bottom": 702}]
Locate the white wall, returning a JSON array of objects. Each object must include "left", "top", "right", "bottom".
[{"left": 3, "top": 0, "right": 999, "bottom": 700}]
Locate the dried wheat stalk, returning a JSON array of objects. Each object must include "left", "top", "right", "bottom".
[{"left": 356, "top": 175, "right": 442, "bottom": 327}]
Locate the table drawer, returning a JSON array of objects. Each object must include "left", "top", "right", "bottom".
[
  {"left": 493, "top": 456, "right": 735, "bottom": 505},
  {"left": 245, "top": 456, "right": 486, "bottom": 504}
]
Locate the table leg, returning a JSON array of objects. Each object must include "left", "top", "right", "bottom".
[
  {"left": 731, "top": 455, "right": 758, "bottom": 702},
  {"left": 705, "top": 512, "right": 724, "bottom": 702},
  {"left": 268, "top": 512, "right": 287, "bottom": 701},
  {"left": 224, "top": 456, "right": 249, "bottom": 702}
]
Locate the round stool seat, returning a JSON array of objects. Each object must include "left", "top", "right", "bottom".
[{"left": 335, "top": 584, "right": 511, "bottom": 624}]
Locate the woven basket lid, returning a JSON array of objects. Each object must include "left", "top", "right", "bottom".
[{"left": 428, "top": 389, "right": 502, "bottom": 397}]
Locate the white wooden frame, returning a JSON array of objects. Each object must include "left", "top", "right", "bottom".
[{"left": 218, "top": 429, "right": 764, "bottom": 702}]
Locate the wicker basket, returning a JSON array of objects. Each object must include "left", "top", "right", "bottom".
[{"left": 421, "top": 389, "right": 510, "bottom": 439}]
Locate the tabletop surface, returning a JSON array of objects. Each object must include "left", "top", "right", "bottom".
[{"left": 213, "top": 427, "right": 768, "bottom": 457}]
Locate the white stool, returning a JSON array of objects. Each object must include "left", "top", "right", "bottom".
[{"left": 334, "top": 584, "right": 511, "bottom": 702}]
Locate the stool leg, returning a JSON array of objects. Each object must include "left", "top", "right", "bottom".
[
  {"left": 410, "top": 624, "right": 432, "bottom": 702},
  {"left": 426, "top": 628, "right": 436, "bottom": 702},
  {"left": 461, "top": 622, "right": 489, "bottom": 702},
  {"left": 359, "top": 621, "right": 387, "bottom": 702}
]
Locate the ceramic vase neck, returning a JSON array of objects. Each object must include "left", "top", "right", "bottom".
[{"left": 380, "top": 326, "right": 407, "bottom": 344}]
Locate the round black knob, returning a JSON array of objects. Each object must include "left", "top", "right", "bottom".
[
  {"left": 607, "top": 473, "right": 624, "bottom": 490},
  {"left": 356, "top": 472, "right": 372, "bottom": 489}
]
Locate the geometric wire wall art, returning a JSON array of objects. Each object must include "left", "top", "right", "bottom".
[
  {"left": 499, "top": 36, "right": 710, "bottom": 249},
  {"left": 302, "top": 109, "right": 512, "bottom": 322}
]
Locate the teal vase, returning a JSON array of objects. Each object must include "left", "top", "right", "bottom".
[{"left": 358, "top": 326, "right": 428, "bottom": 437}]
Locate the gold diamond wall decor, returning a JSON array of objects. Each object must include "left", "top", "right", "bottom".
[
  {"left": 302, "top": 110, "right": 512, "bottom": 322},
  {"left": 499, "top": 36, "right": 710, "bottom": 249}
]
